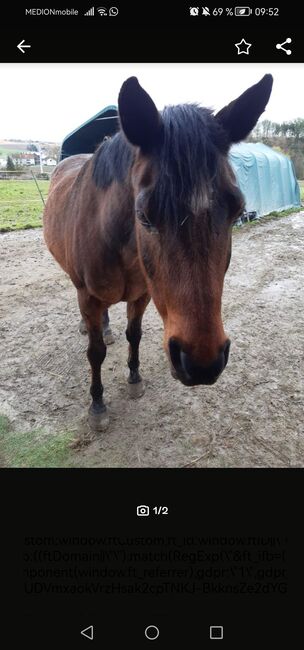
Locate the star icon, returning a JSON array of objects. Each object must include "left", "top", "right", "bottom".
[{"left": 235, "top": 38, "right": 252, "bottom": 55}]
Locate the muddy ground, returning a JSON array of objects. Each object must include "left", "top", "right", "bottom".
[{"left": 0, "top": 212, "right": 303, "bottom": 467}]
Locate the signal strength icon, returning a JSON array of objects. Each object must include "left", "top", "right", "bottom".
[
  {"left": 97, "top": 6, "right": 108, "bottom": 15},
  {"left": 84, "top": 6, "right": 95, "bottom": 15}
]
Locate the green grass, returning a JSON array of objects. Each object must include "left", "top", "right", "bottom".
[
  {"left": 265, "top": 207, "right": 303, "bottom": 218},
  {"left": 0, "top": 147, "right": 24, "bottom": 157},
  {"left": 0, "top": 179, "right": 50, "bottom": 232},
  {"left": 234, "top": 206, "right": 303, "bottom": 230},
  {"left": 0, "top": 414, "right": 76, "bottom": 468},
  {"left": 299, "top": 179, "right": 304, "bottom": 201}
]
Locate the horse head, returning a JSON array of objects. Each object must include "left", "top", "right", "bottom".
[{"left": 118, "top": 75, "right": 273, "bottom": 386}]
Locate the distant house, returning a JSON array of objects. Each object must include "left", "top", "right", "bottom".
[
  {"left": 15, "top": 152, "right": 36, "bottom": 166},
  {"left": 21, "top": 158, "right": 35, "bottom": 166},
  {"left": 45, "top": 158, "right": 57, "bottom": 166},
  {"left": 0, "top": 158, "right": 6, "bottom": 168}
]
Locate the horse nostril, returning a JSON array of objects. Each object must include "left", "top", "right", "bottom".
[
  {"left": 169, "top": 337, "right": 230, "bottom": 386},
  {"left": 168, "top": 338, "right": 182, "bottom": 372},
  {"left": 223, "top": 339, "right": 231, "bottom": 367},
  {"left": 180, "top": 350, "right": 193, "bottom": 381}
]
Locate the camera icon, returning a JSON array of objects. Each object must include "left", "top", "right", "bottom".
[{"left": 137, "top": 505, "right": 150, "bottom": 517}]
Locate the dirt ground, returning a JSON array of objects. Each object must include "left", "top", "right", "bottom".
[{"left": 1, "top": 212, "right": 303, "bottom": 467}]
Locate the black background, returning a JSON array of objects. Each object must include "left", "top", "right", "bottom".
[
  {"left": 2, "top": 470, "right": 303, "bottom": 645},
  {"left": 0, "top": 2, "right": 302, "bottom": 62}
]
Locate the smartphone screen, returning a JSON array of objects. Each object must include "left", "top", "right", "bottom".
[{"left": 1, "top": 3, "right": 303, "bottom": 646}]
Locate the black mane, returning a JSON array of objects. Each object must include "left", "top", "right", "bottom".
[
  {"left": 92, "top": 103, "right": 229, "bottom": 229},
  {"left": 92, "top": 133, "right": 134, "bottom": 188}
]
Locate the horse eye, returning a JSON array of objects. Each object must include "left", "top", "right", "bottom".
[
  {"left": 226, "top": 188, "right": 245, "bottom": 221},
  {"left": 136, "top": 209, "right": 147, "bottom": 222},
  {"left": 135, "top": 210, "right": 159, "bottom": 235}
]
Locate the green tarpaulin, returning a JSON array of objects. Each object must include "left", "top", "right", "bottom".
[
  {"left": 60, "top": 106, "right": 119, "bottom": 160},
  {"left": 229, "top": 142, "right": 301, "bottom": 217}
]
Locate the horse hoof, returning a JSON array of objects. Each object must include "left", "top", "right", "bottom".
[
  {"left": 103, "top": 328, "right": 115, "bottom": 346},
  {"left": 88, "top": 406, "right": 109, "bottom": 431},
  {"left": 79, "top": 319, "right": 87, "bottom": 335},
  {"left": 128, "top": 379, "right": 145, "bottom": 399}
]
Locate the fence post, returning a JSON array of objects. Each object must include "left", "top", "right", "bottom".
[{"left": 30, "top": 170, "right": 45, "bottom": 206}]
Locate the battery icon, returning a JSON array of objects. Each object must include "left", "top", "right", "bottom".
[{"left": 235, "top": 7, "right": 252, "bottom": 16}]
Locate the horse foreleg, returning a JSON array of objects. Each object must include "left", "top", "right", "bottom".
[
  {"left": 77, "top": 290, "right": 109, "bottom": 430},
  {"left": 126, "top": 293, "right": 150, "bottom": 399},
  {"left": 79, "top": 309, "right": 114, "bottom": 345}
]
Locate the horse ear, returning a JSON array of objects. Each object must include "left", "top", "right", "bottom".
[
  {"left": 118, "top": 77, "right": 163, "bottom": 152},
  {"left": 215, "top": 74, "right": 273, "bottom": 143}
]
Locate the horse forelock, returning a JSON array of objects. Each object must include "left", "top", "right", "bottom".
[{"left": 148, "top": 104, "right": 229, "bottom": 231}]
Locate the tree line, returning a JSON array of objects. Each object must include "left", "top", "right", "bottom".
[{"left": 249, "top": 118, "right": 304, "bottom": 178}]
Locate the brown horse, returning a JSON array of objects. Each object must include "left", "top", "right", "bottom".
[{"left": 43, "top": 74, "right": 273, "bottom": 429}]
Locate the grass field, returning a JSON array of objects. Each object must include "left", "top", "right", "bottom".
[
  {"left": 0, "top": 179, "right": 50, "bottom": 231},
  {"left": 299, "top": 179, "right": 304, "bottom": 201},
  {"left": 0, "top": 148, "right": 24, "bottom": 157},
  {"left": 0, "top": 414, "right": 76, "bottom": 468}
]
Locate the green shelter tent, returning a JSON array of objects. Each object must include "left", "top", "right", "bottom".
[
  {"left": 60, "top": 106, "right": 119, "bottom": 160},
  {"left": 229, "top": 142, "right": 301, "bottom": 217}
]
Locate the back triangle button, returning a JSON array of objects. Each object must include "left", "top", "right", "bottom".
[{"left": 81, "top": 625, "right": 94, "bottom": 640}]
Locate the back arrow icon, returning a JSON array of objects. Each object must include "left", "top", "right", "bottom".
[
  {"left": 80, "top": 625, "right": 94, "bottom": 640},
  {"left": 17, "top": 40, "right": 31, "bottom": 54}
]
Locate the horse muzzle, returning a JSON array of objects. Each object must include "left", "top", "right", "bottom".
[{"left": 169, "top": 338, "right": 230, "bottom": 386}]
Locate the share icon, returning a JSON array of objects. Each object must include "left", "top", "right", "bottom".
[{"left": 276, "top": 38, "right": 292, "bottom": 55}]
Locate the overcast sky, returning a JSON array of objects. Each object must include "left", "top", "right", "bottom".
[{"left": 1, "top": 63, "right": 303, "bottom": 142}]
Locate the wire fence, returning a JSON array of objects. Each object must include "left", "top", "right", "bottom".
[
  {"left": 0, "top": 169, "right": 51, "bottom": 180},
  {"left": 0, "top": 171, "right": 50, "bottom": 230},
  {"left": 0, "top": 171, "right": 50, "bottom": 208}
]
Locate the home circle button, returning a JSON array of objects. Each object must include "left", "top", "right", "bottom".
[{"left": 145, "top": 625, "right": 160, "bottom": 640}]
